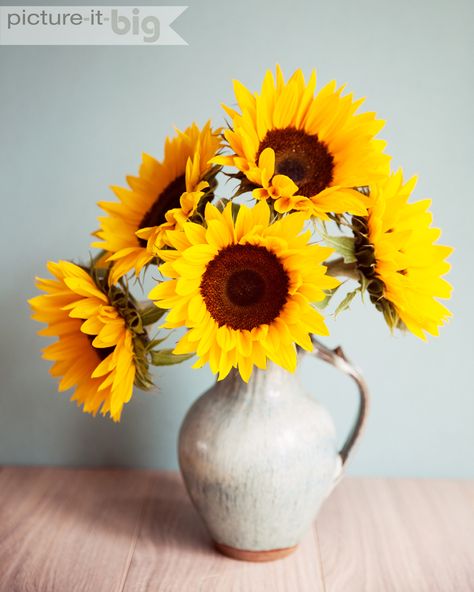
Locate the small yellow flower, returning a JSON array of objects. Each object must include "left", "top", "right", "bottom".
[
  {"left": 141, "top": 180, "right": 210, "bottom": 255},
  {"left": 252, "top": 148, "right": 308, "bottom": 213},
  {"left": 148, "top": 201, "right": 339, "bottom": 381}
]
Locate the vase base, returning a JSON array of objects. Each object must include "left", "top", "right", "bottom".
[{"left": 214, "top": 541, "right": 298, "bottom": 562}]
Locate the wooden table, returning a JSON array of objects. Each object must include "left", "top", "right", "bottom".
[{"left": 0, "top": 468, "right": 472, "bottom": 591}]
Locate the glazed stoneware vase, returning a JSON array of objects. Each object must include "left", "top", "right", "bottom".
[{"left": 178, "top": 339, "right": 369, "bottom": 562}]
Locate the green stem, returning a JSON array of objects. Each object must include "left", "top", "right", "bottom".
[{"left": 325, "top": 257, "right": 360, "bottom": 280}]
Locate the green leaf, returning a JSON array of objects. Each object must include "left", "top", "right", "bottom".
[
  {"left": 145, "top": 337, "right": 168, "bottom": 351},
  {"left": 140, "top": 304, "right": 167, "bottom": 326},
  {"left": 334, "top": 288, "right": 359, "bottom": 317},
  {"left": 322, "top": 235, "right": 356, "bottom": 263},
  {"left": 150, "top": 349, "right": 194, "bottom": 366},
  {"left": 314, "top": 284, "right": 343, "bottom": 310}
]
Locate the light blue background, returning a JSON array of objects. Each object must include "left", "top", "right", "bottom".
[{"left": 1, "top": 0, "right": 472, "bottom": 477}]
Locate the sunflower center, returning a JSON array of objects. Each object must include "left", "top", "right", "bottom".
[
  {"left": 227, "top": 269, "right": 266, "bottom": 306},
  {"left": 257, "top": 128, "right": 334, "bottom": 197},
  {"left": 200, "top": 244, "right": 289, "bottom": 330},
  {"left": 137, "top": 174, "right": 186, "bottom": 247}
]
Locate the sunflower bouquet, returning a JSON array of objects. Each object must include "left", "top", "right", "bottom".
[{"left": 30, "top": 67, "right": 452, "bottom": 422}]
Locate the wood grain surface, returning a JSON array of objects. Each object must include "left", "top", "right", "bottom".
[
  {"left": 316, "top": 478, "right": 474, "bottom": 592},
  {"left": 0, "top": 468, "right": 472, "bottom": 592}
]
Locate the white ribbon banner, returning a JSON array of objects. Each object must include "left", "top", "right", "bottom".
[{"left": 0, "top": 6, "right": 188, "bottom": 45}]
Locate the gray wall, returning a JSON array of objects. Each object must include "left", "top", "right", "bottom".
[{"left": 1, "top": 0, "right": 472, "bottom": 477}]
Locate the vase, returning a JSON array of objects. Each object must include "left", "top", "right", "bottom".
[{"left": 178, "top": 339, "right": 369, "bottom": 562}]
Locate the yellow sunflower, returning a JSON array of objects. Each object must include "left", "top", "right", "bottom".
[
  {"left": 92, "top": 121, "right": 222, "bottom": 285},
  {"left": 353, "top": 171, "right": 453, "bottom": 338},
  {"left": 213, "top": 66, "right": 390, "bottom": 217},
  {"left": 148, "top": 201, "right": 339, "bottom": 381},
  {"left": 29, "top": 261, "right": 153, "bottom": 421}
]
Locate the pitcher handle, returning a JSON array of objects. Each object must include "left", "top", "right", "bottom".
[{"left": 309, "top": 336, "right": 370, "bottom": 466}]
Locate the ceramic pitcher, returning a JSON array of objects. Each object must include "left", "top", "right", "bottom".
[{"left": 178, "top": 339, "right": 369, "bottom": 561}]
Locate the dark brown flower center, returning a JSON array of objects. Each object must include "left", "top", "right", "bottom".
[
  {"left": 137, "top": 174, "right": 186, "bottom": 247},
  {"left": 256, "top": 127, "right": 334, "bottom": 196},
  {"left": 200, "top": 244, "right": 289, "bottom": 330},
  {"left": 226, "top": 269, "right": 266, "bottom": 306}
]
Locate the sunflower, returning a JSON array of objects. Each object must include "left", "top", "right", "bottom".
[
  {"left": 29, "top": 261, "right": 153, "bottom": 421},
  {"left": 148, "top": 201, "right": 339, "bottom": 381},
  {"left": 352, "top": 171, "right": 453, "bottom": 338},
  {"left": 213, "top": 66, "right": 390, "bottom": 217},
  {"left": 92, "top": 121, "right": 222, "bottom": 285}
]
